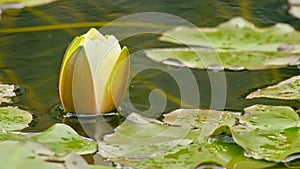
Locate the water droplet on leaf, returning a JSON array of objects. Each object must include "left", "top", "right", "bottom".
[
  {"left": 244, "top": 151, "right": 253, "bottom": 158},
  {"left": 196, "top": 164, "right": 226, "bottom": 169},
  {"left": 207, "top": 64, "right": 224, "bottom": 71},
  {"left": 162, "top": 58, "right": 186, "bottom": 67},
  {"left": 282, "top": 154, "right": 300, "bottom": 163},
  {"left": 228, "top": 65, "right": 244, "bottom": 71}
]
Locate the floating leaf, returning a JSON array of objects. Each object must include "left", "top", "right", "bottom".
[
  {"left": 0, "top": 106, "right": 32, "bottom": 131},
  {"left": 163, "top": 108, "right": 241, "bottom": 142},
  {"left": 99, "top": 109, "right": 241, "bottom": 159},
  {"left": 89, "top": 165, "right": 116, "bottom": 169},
  {"left": 100, "top": 104, "right": 300, "bottom": 167},
  {"left": 113, "top": 141, "right": 274, "bottom": 169},
  {"left": 146, "top": 17, "right": 300, "bottom": 70},
  {"left": 0, "top": 123, "right": 97, "bottom": 156},
  {"left": 0, "top": 140, "right": 89, "bottom": 169},
  {"left": 31, "top": 123, "right": 97, "bottom": 156},
  {"left": 99, "top": 109, "right": 277, "bottom": 168},
  {"left": 159, "top": 17, "right": 300, "bottom": 52},
  {"left": 146, "top": 48, "right": 299, "bottom": 70},
  {"left": 61, "top": 153, "right": 90, "bottom": 169},
  {"left": 231, "top": 104, "right": 300, "bottom": 162},
  {"left": 246, "top": 75, "right": 300, "bottom": 100},
  {"left": 98, "top": 112, "right": 194, "bottom": 159},
  {"left": 0, "top": 132, "right": 28, "bottom": 141},
  {"left": 0, "top": 84, "right": 15, "bottom": 104}
]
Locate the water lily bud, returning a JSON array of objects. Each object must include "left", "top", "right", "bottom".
[{"left": 59, "top": 28, "right": 130, "bottom": 114}]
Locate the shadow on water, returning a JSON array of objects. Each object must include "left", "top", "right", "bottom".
[{"left": 0, "top": 0, "right": 299, "bottom": 131}]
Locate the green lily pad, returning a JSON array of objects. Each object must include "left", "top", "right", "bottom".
[
  {"left": 0, "top": 123, "right": 97, "bottom": 156},
  {"left": 0, "top": 106, "right": 32, "bottom": 131},
  {"left": 31, "top": 123, "right": 97, "bottom": 156},
  {"left": 0, "top": 140, "right": 89, "bottom": 169},
  {"left": 230, "top": 104, "right": 300, "bottom": 162},
  {"left": 145, "top": 17, "right": 300, "bottom": 70},
  {"left": 163, "top": 108, "right": 241, "bottom": 142},
  {"left": 113, "top": 140, "right": 276, "bottom": 169},
  {"left": 146, "top": 48, "right": 299, "bottom": 70},
  {"left": 0, "top": 84, "right": 15, "bottom": 104},
  {"left": 100, "top": 104, "right": 300, "bottom": 167},
  {"left": 99, "top": 109, "right": 277, "bottom": 168},
  {"left": 159, "top": 17, "right": 300, "bottom": 52},
  {"left": 89, "top": 165, "right": 116, "bottom": 169},
  {"left": 246, "top": 75, "right": 300, "bottom": 100},
  {"left": 98, "top": 112, "right": 194, "bottom": 159},
  {"left": 0, "top": 132, "right": 28, "bottom": 141},
  {"left": 98, "top": 109, "right": 241, "bottom": 159}
]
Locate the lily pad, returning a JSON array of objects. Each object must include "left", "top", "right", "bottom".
[
  {"left": 113, "top": 140, "right": 275, "bottom": 169},
  {"left": 89, "top": 165, "right": 116, "bottom": 169},
  {"left": 100, "top": 104, "right": 300, "bottom": 167},
  {"left": 230, "top": 104, "right": 300, "bottom": 162},
  {"left": 159, "top": 17, "right": 300, "bottom": 52},
  {"left": 0, "top": 132, "right": 28, "bottom": 141},
  {"left": 99, "top": 109, "right": 277, "bottom": 168},
  {"left": 0, "top": 123, "right": 97, "bottom": 156},
  {"left": 98, "top": 109, "right": 241, "bottom": 159},
  {"left": 32, "top": 123, "right": 97, "bottom": 156},
  {"left": 0, "top": 106, "right": 32, "bottom": 131},
  {"left": 98, "top": 112, "right": 194, "bottom": 159},
  {"left": 146, "top": 48, "right": 299, "bottom": 70},
  {"left": 0, "top": 140, "right": 89, "bottom": 169},
  {"left": 0, "top": 84, "right": 15, "bottom": 104},
  {"left": 145, "top": 17, "right": 300, "bottom": 70},
  {"left": 163, "top": 108, "right": 241, "bottom": 142},
  {"left": 246, "top": 75, "right": 300, "bottom": 100}
]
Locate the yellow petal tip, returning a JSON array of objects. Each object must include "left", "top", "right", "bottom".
[{"left": 85, "top": 28, "right": 105, "bottom": 41}]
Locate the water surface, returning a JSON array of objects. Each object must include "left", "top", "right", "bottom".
[{"left": 0, "top": 0, "right": 299, "bottom": 131}]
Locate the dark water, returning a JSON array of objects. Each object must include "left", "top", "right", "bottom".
[{"left": 0, "top": 0, "right": 299, "bottom": 131}]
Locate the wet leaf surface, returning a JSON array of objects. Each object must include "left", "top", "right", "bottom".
[
  {"left": 89, "top": 165, "right": 116, "bottom": 169},
  {"left": 31, "top": 123, "right": 97, "bottom": 156},
  {"left": 98, "top": 112, "right": 194, "bottom": 159},
  {"left": 159, "top": 17, "right": 300, "bottom": 52},
  {"left": 0, "top": 140, "right": 89, "bottom": 169},
  {"left": 0, "top": 132, "right": 28, "bottom": 141},
  {"left": 146, "top": 48, "right": 299, "bottom": 70},
  {"left": 246, "top": 75, "right": 300, "bottom": 100},
  {"left": 231, "top": 105, "right": 299, "bottom": 162},
  {"left": 98, "top": 109, "right": 277, "bottom": 168},
  {"left": 99, "top": 105, "right": 300, "bottom": 168},
  {"left": 145, "top": 17, "right": 300, "bottom": 70},
  {"left": 0, "top": 123, "right": 97, "bottom": 156},
  {"left": 112, "top": 141, "right": 276, "bottom": 169},
  {"left": 0, "top": 106, "right": 32, "bottom": 131},
  {"left": 163, "top": 109, "right": 241, "bottom": 142}
]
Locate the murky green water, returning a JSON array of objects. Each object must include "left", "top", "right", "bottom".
[{"left": 0, "top": 0, "right": 299, "bottom": 131}]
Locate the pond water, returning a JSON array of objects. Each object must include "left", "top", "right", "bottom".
[{"left": 0, "top": 0, "right": 300, "bottom": 132}]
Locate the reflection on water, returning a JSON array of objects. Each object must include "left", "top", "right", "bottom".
[{"left": 0, "top": 0, "right": 299, "bottom": 130}]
